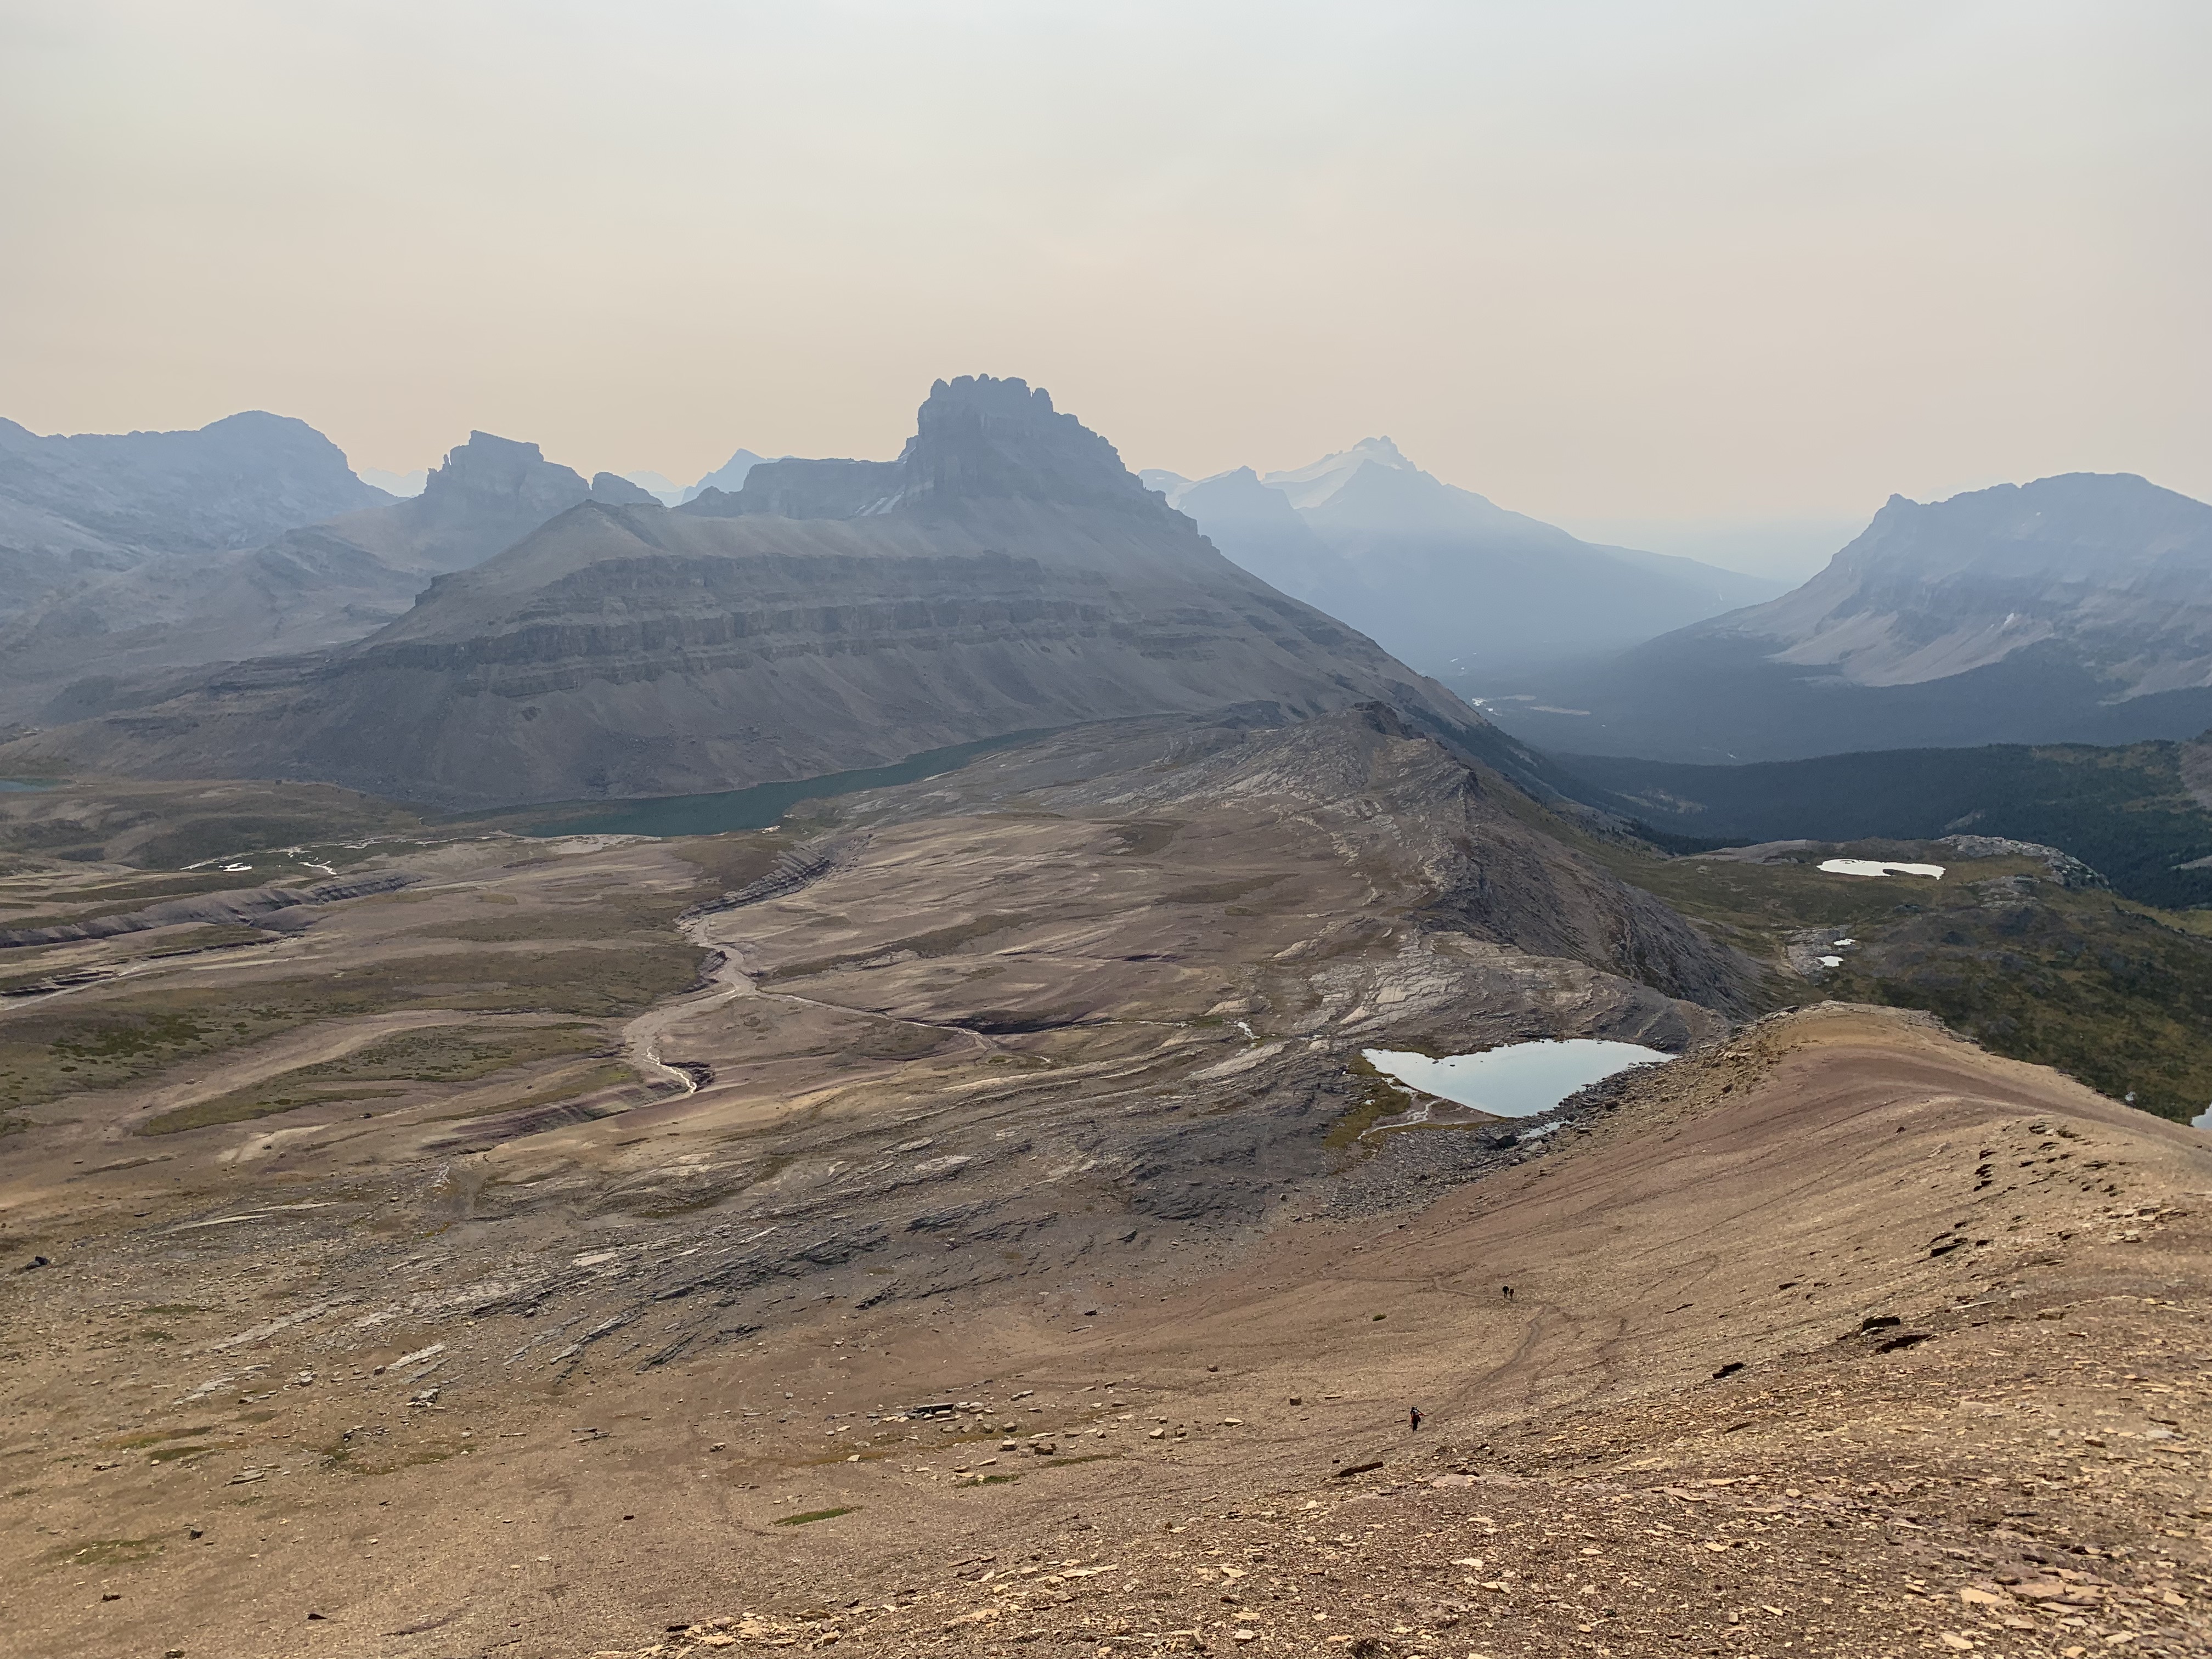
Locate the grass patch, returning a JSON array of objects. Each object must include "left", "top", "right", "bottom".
[
  {"left": 1104, "top": 820, "right": 1182, "bottom": 857},
  {"left": 99, "top": 1426, "right": 217, "bottom": 1450},
  {"left": 427, "top": 1059, "right": 637, "bottom": 1122},
  {"left": 128, "top": 813, "right": 409, "bottom": 871},
  {"left": 1, "top": 945, "right": 693, "bottom": 1111},
  {"left": 146, "top": 923, "right": 274, "bottom": 955},
  {"left": 772, "top": 1506, "right": 857, "bottom": 1526},
  {"left": 0, "top": 775, "right": 421, "bottom": 872},
  {"left": 1324, "top": 1052, "right": 1412, "bottom": 1152},
  {"left": 140, "top": 1086, "right": 407, "bottom": 1136},
  {"left": 763, "top": 913, "right": 1032, "bottom": 982},
  {"left": 317, "top": 1439, "right": 457, "bottom": 1476},
  {"left": 1511, "top": 790, "right": 2212, "bottom": 1123},
  {"left": 144, "top": 1443, "right": 212, "bottom": 1463},
  {"left": 670, "top": 831, "right": 789, "bottom": 891},
  {"left": 1161, "top": 874, "right": 1289, "bottom": 906},
  {"left": 302, "top": 1023, "right": 605, "bottom": 1084},
  {"left": 411, "top": 902, "right": 685, "bottom": 942},
  {"left": 145, "top": 1023, "right": 626, "bottom": 1135},
  {"left": 50, "top": 1537, "right": 162, "bottom": 1566},
  {"left": 1823, "top": 894, "right": 2212, "bottom": 1123}
]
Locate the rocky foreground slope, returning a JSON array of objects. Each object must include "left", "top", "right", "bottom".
[
  {"left": 7, "top": 985, "right": 2204, "bottom": 1658},
  {"left": 4, "top": 707, "right": 2208, "bottom": 1655},
  {"left": 3, "top": 378, "right": 1496, "bottom": 807}
]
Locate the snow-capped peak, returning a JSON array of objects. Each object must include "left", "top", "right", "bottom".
[{"left": 1261, "top": 436, "right": 1418, "bottom": 511}]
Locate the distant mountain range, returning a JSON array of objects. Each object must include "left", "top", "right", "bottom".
[
  {"left": 0, "top": 411, "right": 389, "bottom": 626},
  {"left": 681, "top": 447, "right": 769, "bottom": 503},
  {"left": 1, "top": 430, "right": 652, "bottom": 723},
  {"left": 14, "top": 400, "right": 2204, "bottom": 815},
  {"left": 359, "top": 466, "right": 428, "bottom": 498},
  {"left": 1144, "top": 438, "right": 1784, "bottom": 680},
  {"left": 1483, "top": 472, "right": 2212, "bottom": 762},
  {"left": 2, "top": 378, "right": 1507, "bottom": 809}
]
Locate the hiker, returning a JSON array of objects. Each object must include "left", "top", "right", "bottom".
[{"left": 1408, "top": 1405, "right": 1423, "bottom": 1432}]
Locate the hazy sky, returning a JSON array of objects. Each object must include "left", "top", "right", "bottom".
[{"left": 4, "top": 1, "right": 2206, "bottom": 537}]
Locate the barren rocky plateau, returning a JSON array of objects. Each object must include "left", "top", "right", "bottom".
[{"left": 0, "top": 710, "right": 2204, "bottom": 1659}]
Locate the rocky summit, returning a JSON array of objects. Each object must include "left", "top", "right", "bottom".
[
  {"left": 1487, "top": 472, "right": 2212, "bottom": 762},
  {"left": 1151, "top": 437, "right": 1782, "bottom": 681},
  {"left": 3, "top": 377, "right": 1494, "bottom": 808},
  {"left": 0, "top": 427, "right": 647, "bottom": 724}
]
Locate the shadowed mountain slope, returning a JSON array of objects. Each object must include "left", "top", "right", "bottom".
[
  {"left": 0, "top": 410, "right": 389, "bottom": 631},
  {"left": 1148, "top": 438, "right": 1782, "bottom": 681},
  {"left": 1487, "top": 472, "right": 2212, "bottom": 761},
  {"left": 681, "top": 445, "right": 770, "bottom": 502},
  {"left": 3, "top": 378, "right": 1505, "bottom": 809},
  {"left": 0, "top": 410, "right": 387, "bottom": 568},
  {"left": 1, "top": 432, "right": 647, "bottom": 723}
]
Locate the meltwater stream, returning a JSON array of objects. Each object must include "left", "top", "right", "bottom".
[{"left": 1363, "top": 1038, "right": 1674, "bottom": 1118}]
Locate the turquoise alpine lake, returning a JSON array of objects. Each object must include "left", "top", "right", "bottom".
[
  {"left": 519, "top": 730, "right": 1055, "bottom": 840},
  {"left": 1362, "top": 1039, "right": 1674, "bottom": 1118}
]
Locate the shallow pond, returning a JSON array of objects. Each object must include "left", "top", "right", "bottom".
[
  {"left": 1362, "top": 1039, "right": 1674, "bottom": 1118},
  {"left": 0, "top": 780, "right": 57, "bottom": 793}
]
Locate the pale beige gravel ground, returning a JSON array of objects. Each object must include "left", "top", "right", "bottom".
[{"left": 7, "top": 1007, "right": 2207, "bottom": 1659}]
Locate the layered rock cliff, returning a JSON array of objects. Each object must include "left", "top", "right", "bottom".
[{"left": 7, "top": 378, "right": 1498, "bottom": 809}]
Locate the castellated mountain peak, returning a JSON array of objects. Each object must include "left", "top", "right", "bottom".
[{"left": 682, "top": 373, "right": 1175, "bottom": 524}]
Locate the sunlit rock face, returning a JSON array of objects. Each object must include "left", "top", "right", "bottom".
[{"left": 1720, "top": 472, "right": 2212, "bottom": 693}]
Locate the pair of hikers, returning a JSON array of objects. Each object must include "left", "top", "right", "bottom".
[{"left": 1407, "top": 1285, "right": 1516, "bottom": 1432}]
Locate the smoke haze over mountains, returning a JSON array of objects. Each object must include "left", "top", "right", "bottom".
[
  {"left": 4, "top": 3, "right": 2204, "bottom": 531},
  {"left": 8, "top": 19, "right": 2212, "bottom": 1656}
]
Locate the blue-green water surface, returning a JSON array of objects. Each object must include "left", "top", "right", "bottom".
[{"left": 1363, "top": 1039, "right": 1673, "bottom": 1118}]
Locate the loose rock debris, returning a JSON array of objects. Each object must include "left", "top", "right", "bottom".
[{"left": 10, "top": 998, "right": 2209, "bottom": 1659}]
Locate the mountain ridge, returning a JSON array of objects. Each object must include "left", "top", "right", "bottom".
[
  {"left": 1, "top": 376, "right": 1509, "bottom": 809},
  {"left": 1484, "top": 471, "right": 2212, "bottom": 761},
  {"left": 0, "top": 429, "right": 649, "bottom": 722},
  {"left": 0, "top": 410, "right": 389, "bottom": 567},
  {"left": 1149, "top": 439, "right": 1784, "bottom": 679}
]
